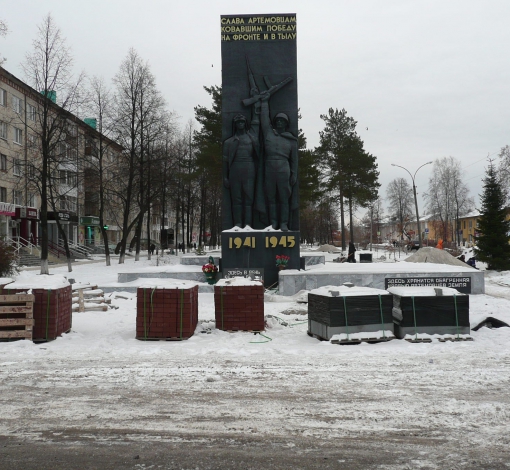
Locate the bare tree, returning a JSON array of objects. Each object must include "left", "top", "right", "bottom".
[
  {"left": 425, "top": 156, "right": 474, "bottom": 243},
  {"left": 21, "top": 14, "right": 84, "bottom": 274},
  {"left": 386, "top": 177, "right": 413, "bottom": 240},
  {"left": 0, "top": 19, "right": 8, "bottom": 65},
  {"left": 112, "top": 49, "right": 165, "bottom": 263},
  {"left": 83, "top": 76, "right": 120, "bottom": 266}
]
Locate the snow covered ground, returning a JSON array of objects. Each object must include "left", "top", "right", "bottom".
[{"left": 1, "top": 249, "right": 510, "bottom": 468}]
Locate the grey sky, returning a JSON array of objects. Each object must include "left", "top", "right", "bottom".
[{"left": 2, "top": 0, "right": 509, "bottom": 210}]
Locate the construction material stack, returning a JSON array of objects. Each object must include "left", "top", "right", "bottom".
[
  {"left": 136, "top": 281, "right": 199, "bottom": 340},
  {"left": 214, "top": 278, "right": 264, "bottom": 332},
  {"left": 388, "top": 286, "right": 471, "bottom": 342},
  {"left": 0, "top": 275, "right": 72, "bottom": 342},
  {"left": 308, "top": 285, "right": 394, "bottom": 343}
]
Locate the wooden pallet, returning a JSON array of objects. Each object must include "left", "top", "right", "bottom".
[
  {"left": 135, "top": 336, "right": 191, "bottom": 341},
  {"left": 331, "top": 336, "right": 394, "bottom": 345},
  {"left": 225, "top": 329, "right": 264, "bottom": 333},
  {"left": 0, "top": 294, "right": 35, "bottom": 341},
  {"left": 437, "top": 336, "right": 474, "bottom": 342},
  {"left": 308, "top": 331, "right": 394, "bottom": 344},
  {"left": 72, "top": 284, "right": 110, "bottom": 312},
  {"left": 404, "top": 338, "right": 433, "bottom": 343}
]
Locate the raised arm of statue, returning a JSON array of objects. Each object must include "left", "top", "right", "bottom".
[{"left": 260, "top": 95, "right": 271, "bottom": 138}]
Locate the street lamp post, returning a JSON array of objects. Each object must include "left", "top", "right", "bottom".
[{"left": 391, "top": 161, "right": 433, "bottom": 247}]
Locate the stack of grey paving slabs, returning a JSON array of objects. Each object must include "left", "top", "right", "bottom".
[
  {"left": 307, "top": 286, "right": 394, "bottom": 342},
  {"left": 388, "top": 286, "right": 471, "bottom": 340}
]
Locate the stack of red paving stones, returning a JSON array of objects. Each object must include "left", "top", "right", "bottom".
[
  {"left": 1, "top": 277, "right": 72, "bottom": 342},
  {"left": 214, "top": 279, "right": 264, "bottom": 331},
  {"left": 136, "top": 283, "right": 199, "bottom": 340}
]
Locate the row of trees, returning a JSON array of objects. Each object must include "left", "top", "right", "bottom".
[
  {"left": 10, "top": 15, "right": 206, "bottom": 272},
  {"left": 385, "top": 156, "right": 474, "bottom": 243}
]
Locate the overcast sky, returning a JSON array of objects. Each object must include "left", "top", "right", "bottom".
[{"left": 2, "top": 0, "right": 510, "bottom": 211}]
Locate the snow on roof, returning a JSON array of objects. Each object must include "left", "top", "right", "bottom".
[
  {"left": 310, "top": 285, "right": 389, "bottom": 297},
  {"left": 0, "top": 278, "right": 13, "bottom": 286},
  {"left": 387, "top": 286, "right": 463, "bottom": 296}
]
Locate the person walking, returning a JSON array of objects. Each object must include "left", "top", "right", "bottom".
[{"left": 348, "top": 242, "right": 356, "bottom": 263}]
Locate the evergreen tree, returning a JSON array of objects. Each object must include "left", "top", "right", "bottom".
[
  {"left": 316, "top": 108, "right": 379, "bottom": 247},
  {"left": 193, "top": 86, "right": 222, "bottom": 247},
  {"left": 475, "top": 161, "right": 510, "bottom": 270}
]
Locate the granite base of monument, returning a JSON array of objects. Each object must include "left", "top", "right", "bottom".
[{"left": 221, "top": 231, "right": 300, "bottom": 287}]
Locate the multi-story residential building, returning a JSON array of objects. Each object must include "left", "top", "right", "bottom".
[{"left": 0, "top": 65, "right": 124, "bottom": 254}]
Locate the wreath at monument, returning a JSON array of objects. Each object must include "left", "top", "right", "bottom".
[
  {"left": 202, "top": 256, "right": 218, "bottom": 285},
  {"left": 276, "top": 255, "right": 290, "bottom": 270}
]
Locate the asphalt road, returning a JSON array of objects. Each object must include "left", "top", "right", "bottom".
[{"left": 1, "top": 352, "right": 510, "bottom": 469}]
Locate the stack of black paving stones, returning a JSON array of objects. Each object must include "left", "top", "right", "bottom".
[{"left": 389, "top": 287, "right": 470, "bottom": 339}]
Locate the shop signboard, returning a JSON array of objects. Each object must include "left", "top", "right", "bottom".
[{"left": 0, "top": 202, "right": 16, "bottom": 216}]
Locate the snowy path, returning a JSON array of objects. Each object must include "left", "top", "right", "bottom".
[{"left": 1, "top": 256, "right": 510, "bottom": 468}]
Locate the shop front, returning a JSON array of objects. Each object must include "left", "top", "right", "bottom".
[
  {"left": 47, "top": 211, "right": 79, "bottom": 246},
  {"left": 15, "top": 207, "right": 39, "bottom": 245},
  {"left": 0, "top": 202, "right": 16, "bottom": 239},
  {"left": 80, "top": 216, "right": 101, "bottom": 246}
]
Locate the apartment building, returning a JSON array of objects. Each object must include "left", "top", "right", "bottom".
[{"left": 0, "top": 65, "right": 124, "bottom": 250}]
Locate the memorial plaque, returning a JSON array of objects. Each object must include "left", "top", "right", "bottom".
[{"left": 385, "top": 277, "right": 472, "bottom": 294}]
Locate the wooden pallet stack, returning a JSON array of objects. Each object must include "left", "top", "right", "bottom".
[
  {"left": 0, "top": 294, "right": 35, "bottom": 341},
  {"left": 72, "top": 284, "right": 110, "bottom": 312},
  {"left": 0, "top": 285, "right": 72, "bottom": 342}
]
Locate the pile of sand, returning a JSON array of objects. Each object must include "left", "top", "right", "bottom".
[
  {"left": 404, "top": 247, "right": 470, "bottom": 267},
  {"left": 318, "top": 244, "right": 342, "bottom": 253}
]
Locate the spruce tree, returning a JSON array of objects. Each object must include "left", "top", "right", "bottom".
[{"left": 475, "top": 161, "right": 510, "bottom": 270}]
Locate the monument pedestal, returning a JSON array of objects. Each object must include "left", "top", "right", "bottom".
[{"left": 221, "top": 231, "right": 300, "bottom": 287}]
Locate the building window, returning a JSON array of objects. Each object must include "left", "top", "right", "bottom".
[
  {"left": 67, "top": 147, "right": 77, "bottom": 160},
  {"left": 68, "top": 123, "right": 77, "bottom": 137},
  {"left": 0, "top": 154, "right": 6, "bottom": 171},
  {"left": 28, "top": 193, "right": 36, "bottom": 207},
  {"left": 28, "top": 133, "right": 37, "bottom": 149},
  {"left": 28, "top": 104, "right": 36, "bottom": 121},
  {"left": 0, "top": 88, "right": 6, "bottom": 106},
  {"left": 13, "top": 158, "right": 22, "bottom": 176},
  {"left": 0, "top": 187, "right": 6, "bottom": 202},
  {"left": 67, "top": 196, "right": 77, "bottom": 212},
  {"left": 59, "top": 169, "right": 77, "bottom": 186},
  {"left": 12, "top": 190, "right": 23, "bottom": 206},
  {"left": 0, "top": 122, "right": 7, "bottom": 140},
  {"left": 469, "top": 220, "right": 473, "bottom": 229},
  {"left": 13, "top": 127, "right": 23, "bottom": 145},
  {"left": 27, "top": 164, "right": 36, "bottom": 178},
  {"left": 59, "top": 195, "right": 77, "bottom": 213},
  {"left": 12, "top": 95, "right": 23, "bottom": 114}
]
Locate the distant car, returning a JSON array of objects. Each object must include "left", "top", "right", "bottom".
[{"left": 406, "top": 241, "right": 420, "bottom": 251}]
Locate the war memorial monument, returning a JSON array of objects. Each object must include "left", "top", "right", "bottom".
[
  {"left": 115, "top": 13, "right": 484, "bottom": 296},
  {"left": 220, "top": 14, "right": 300, "bottom": 286}
]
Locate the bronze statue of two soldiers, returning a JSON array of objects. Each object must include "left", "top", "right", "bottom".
[{"left": 222, "top": 60, "right": 298, "bottom": 231}]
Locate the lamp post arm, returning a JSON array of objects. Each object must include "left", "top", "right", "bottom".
[{"left": 391, "top": 161, "right": 432, "bottom": 247}]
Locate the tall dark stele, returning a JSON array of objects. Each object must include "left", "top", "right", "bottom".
[{"left": 220, "top": 14, "right": 300, "bottom": 286}]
